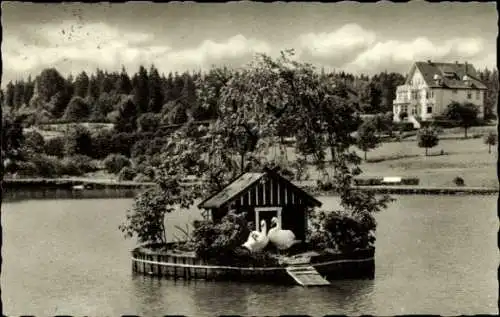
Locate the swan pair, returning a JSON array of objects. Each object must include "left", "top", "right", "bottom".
[{"left": 242, "top": 217, "right": 300, "bottom": 254}]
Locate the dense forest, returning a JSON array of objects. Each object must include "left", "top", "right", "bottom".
[{"left": 1, "top": 65, "right": 498, "bottom": 129}]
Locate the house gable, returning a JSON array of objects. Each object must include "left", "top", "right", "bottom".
[{"left": 198, "top": 168, "right": 322, "bottom": 210}]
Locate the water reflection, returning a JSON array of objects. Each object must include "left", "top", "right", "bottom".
[{"left": 2, "top": 196, "right": 497, "bottom": 315}]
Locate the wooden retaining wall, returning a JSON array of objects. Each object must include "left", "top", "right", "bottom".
[{"left": 131, "top": 248, "right": 375, "bottom": 284}]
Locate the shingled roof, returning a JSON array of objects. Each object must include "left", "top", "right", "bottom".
[
  {"left": 197, "top": 168, "right": 322, "bottom": 209},
  {"left": 412, "top": 61, "right": 487, "bottom": 90}
]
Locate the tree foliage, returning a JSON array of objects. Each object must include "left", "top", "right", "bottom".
[
  {"left": 444, "top": 101, "right": 479, "bottom": 138},
  {"left": 484, "top": 131, "right": 497, "bottom": 154},
  {"left": 356, "top": 120, "right": 379, "bottom": 160},
  {"left": 119, "top": 182, "right": 196, "bottom": 245},
  {"left": 64, "top": 125, "right": 93, "bottom": 157},
  {"left": 417, "top": 127, "right": 439, "bottom": 156},
  {"left": 63, "top": 96, "right": 90, "bottom": 122},
  {"left": 103, "top": 153, "right": 131, "bottom": 174},
  {"left": 119, "top": 50, "right": 393, "bottom": 248},
  {"left": 1, "top": 112, "right": 25, "bottom": 164}
]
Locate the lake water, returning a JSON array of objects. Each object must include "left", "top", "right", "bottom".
[{"left": 1, "top": 195, "right": 498, "bottom": 316}]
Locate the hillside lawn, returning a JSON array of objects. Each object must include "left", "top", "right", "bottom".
[{"left": 294, "top": 136, "right": 497, "bottom": 188}]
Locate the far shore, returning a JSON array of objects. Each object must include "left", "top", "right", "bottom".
[{"left": 3, "top": 177, "right": 497, "bottom": 196}]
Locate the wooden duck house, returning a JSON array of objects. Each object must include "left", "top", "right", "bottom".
[{"left": 198, "top": 168, "right": 322, "bottom": 241}]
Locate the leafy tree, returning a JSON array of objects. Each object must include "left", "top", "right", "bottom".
[
  {"left": 356, "top": 121, "right": 379, "bottom": 160},
  {"left": 1, "top": 112, "right": 25, "bottom": 166},
  {"left": 36, "top": 68, "right": 70, "bottom": 116},
  {"left": 44, "top": 136, "right": 65, "bottom": 158},
  {"left": 63, "top": 96, "right": 90, "bottom": 122},
  {"left": 371, "top": 112, "right": 394, "bottom": 136},
  {"left": 64, "top": 125, "right": 93, "bottom": 157},
  {"left": 444, "top": 102, "right": 479, "bottom": 138},
  {"left": 119, "top": 50, "right": 392, "bottom": 251},
  {"left": 118, "top": 166, "right": 137, "bottom": 181},
  {"left": 136, "top": 112, "right": 161, "bottom": 132},
  {"left": 110, "top": 132, "right": 137, "bottom": 157},
  {"left": 119, "top": 183, "right": 196, "bottom": 245},
  {"left": 103, "top": 153, "right": 131, "bottom": 174},
  {"left": 479, "top": 68, "right": 499, "bottom": 120},
  {"left": 417, "top": 127, "right": 439, "bottom": 156},
  {"left": 115, "top": 96, "right": 138, "bottom": 132},
  {"left": 484, "top": 132, "right": 497, "bottom": 154},
  {"left": 162, "top": 101, "right": 188, "bottom": 125},
  {"left": 23, "top": 130, "right": 45, "bottom": 155}
]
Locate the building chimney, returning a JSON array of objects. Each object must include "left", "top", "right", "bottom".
[
  {"left": 465, "top": 61, "right": 468, "bottom": 74},
  {"left": 427, "top": 60, "right": 431, "bottom": 64},
  {"left": 455, "top": 61, "right": 459, "bottom": 64}
]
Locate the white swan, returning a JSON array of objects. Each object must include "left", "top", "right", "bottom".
[
  {"left": 242, "top": 220, "right": 269, "bottom": 253},
  {"left": 268, "top": 217, "right": 301, "bottom": 252}
]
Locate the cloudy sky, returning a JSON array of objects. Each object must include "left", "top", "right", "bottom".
[{"left": 2, "top": 1, "right": 497, "bottom": 85}]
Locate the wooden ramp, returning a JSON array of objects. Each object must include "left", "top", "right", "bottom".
[{"left": 286, "top": 266, "right": 330, "bottom": 287}]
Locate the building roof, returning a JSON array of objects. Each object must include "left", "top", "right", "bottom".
[
  {"left": 412, "top": 61, "right": 487, "bottom": 90},
  {"left": 197, "top": 168, "right": 322, "bottom": 209}
]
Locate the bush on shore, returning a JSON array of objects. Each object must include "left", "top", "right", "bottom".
[
  {"left": 104, "top": 154, "right": 131, "bottom": 174},
  {"left": 118, "top": 166, "right": 137, "bottom": 181}
]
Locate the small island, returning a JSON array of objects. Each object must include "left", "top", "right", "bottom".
[
  {"left": 130, "top": 168, "right": 376, "bottom": 286},
  {"left": 118, "top": 51, "right": 392, "bottom": 287}
]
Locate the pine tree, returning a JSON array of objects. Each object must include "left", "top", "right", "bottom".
[
  {"left": 116, "top": 66, "right": 132, "bottom": 95},
  {"left": 13, "top": 80, "right": 25, "bottom": 109},
  {"left": 74, "top": 71, "right": 90, "bottom": 98},
  {"left": 23, "top": 75, "right": 35, "bottom": 107},
  {"left": 100, "top": 71, "right": 114, "bottom": 95},
  {"left": 86, "top": 74, "right": 100, "bottom": 102},
  {"left": 132, "top": 65, "right": 149, "bottom": 114},
  {"left": 163, "top": 72, "right": 176, "bottom": 104},
  {"left": 148, "top": 64, "right": 163, "bottom": 113},
  {"left": 4, "top": 81, "right": 15, "bottom": 108}
]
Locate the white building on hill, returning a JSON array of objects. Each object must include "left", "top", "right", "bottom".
[{"left": 393, "top": 60, "right": 487, "bottom": 127}]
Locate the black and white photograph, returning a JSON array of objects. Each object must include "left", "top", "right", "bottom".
[{"left": 1, "top": 1, "right": 498, "bottom": 316}]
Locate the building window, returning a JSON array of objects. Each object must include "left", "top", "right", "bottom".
[
  {"left": 430, "top": 89, "right": 434, "bottom": 98},
  {"left": 402, "top": 105, "right": 408, "bottom": 113},
  {"left": 467, "top": 91, "right": 472, "bottom": 99},
  {"left": 427, "top": 106, "right": 433, "bottom": 114},
  {"left": 452, "top": 89, "right": 458, "bottom": 94},
  {"left": 476, "top": 91, "right": 480, "bottom": 100}
]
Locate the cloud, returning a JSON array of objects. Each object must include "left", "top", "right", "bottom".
[
  {"left": 294, "top": 24, "right": 493, "bottom": 75},
  {"left": 342, "top": 36, "right": 487, "bottom": 73},
  {"left": 296, "top": 23, "right": 376, "bottom": 65},
  {"left": 1, "top": 21, "right": 495, "bottom": 85},
  {"left": 2, "top": 21, "right": 272, "bottom": 83},
  {"left": 161, "top": 34, "right": 272, "bottom": 70}
]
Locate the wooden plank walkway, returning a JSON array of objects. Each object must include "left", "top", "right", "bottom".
[{"left": 286, "top": 265, "right": 330, "bottom": 287}]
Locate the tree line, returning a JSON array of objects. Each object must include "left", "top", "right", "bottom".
[{"left": 2, "top": 65, "right": 497, "bottom": 132}]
